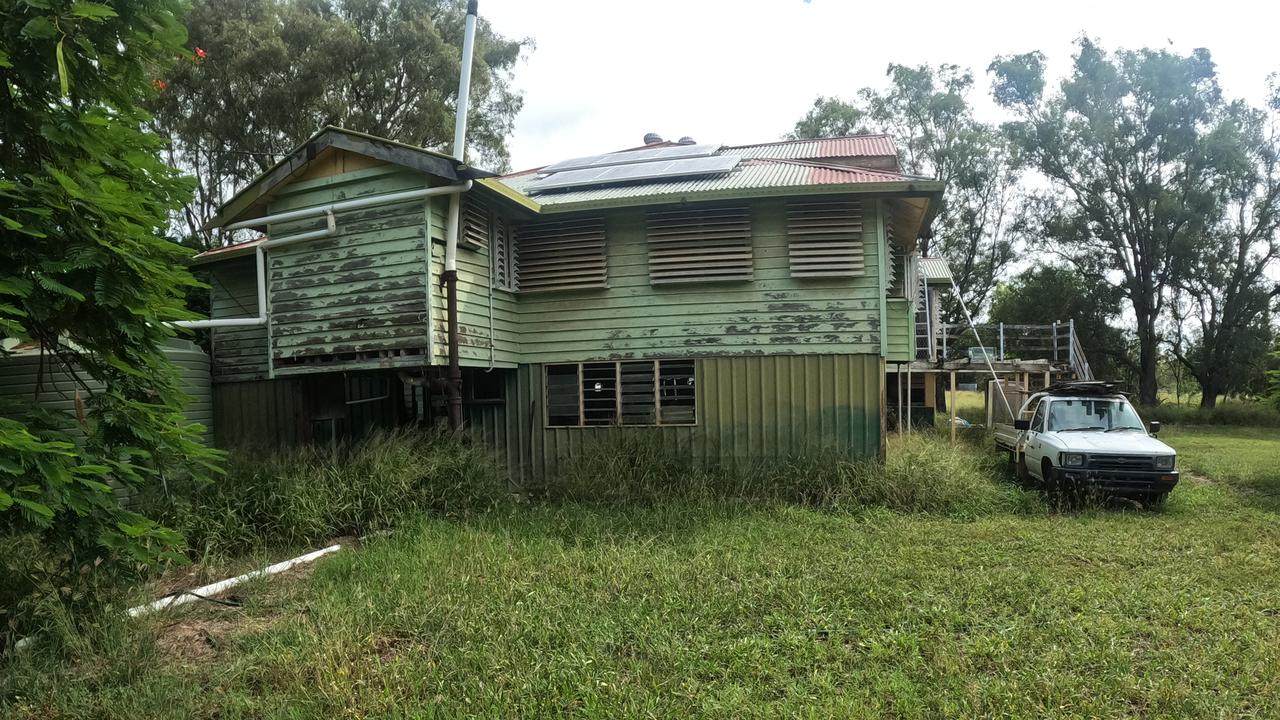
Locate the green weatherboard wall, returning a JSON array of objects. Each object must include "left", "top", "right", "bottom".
[
  {"left": 202, "top": 161, "right": 919, "bottom": 469},
  {"left": 206, "top": 183, "right": 912, "bottom": 366},
  {"left": 466, "top": 354, "right": 882, "bottom": 481},
  {"left": 515, "top": 197, "right": 886, "bottom": 362}
]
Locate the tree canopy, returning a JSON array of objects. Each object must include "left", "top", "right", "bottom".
[
  {"left": 150, "top": 0, "right": 528, "bottom": 247},
  {"left": 792, "top": 64, "right": 1018, "bottom": 322},
  {"left": 990, "top": 39, "right": 1234, "bottom": 405}
]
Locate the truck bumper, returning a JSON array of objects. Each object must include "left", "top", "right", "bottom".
[{"left": 1052, "top": 468, "right": 1179, "bottom": 496}]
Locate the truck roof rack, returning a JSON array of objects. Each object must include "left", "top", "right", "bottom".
[{"left": 1040, "top": 380, "right": 1125, "bottom": 396}]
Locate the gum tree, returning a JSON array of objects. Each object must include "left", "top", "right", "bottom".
[{"left": 990, "top": 40, "right": 1229, "bottom": 404}]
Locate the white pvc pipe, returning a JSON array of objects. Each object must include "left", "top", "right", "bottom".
[
  {"left": 126, "top": 544, "right": 341, "bottom": 618},
  {"left": 444, "top": 193, "right": 462, "bottom": 273},
  {"left": 453, "top": 1, "right": 478, "bottom": 161}
]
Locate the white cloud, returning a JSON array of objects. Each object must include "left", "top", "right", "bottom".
[{"left": 479, "top": 0, "right": 1279, "bottom": 170}]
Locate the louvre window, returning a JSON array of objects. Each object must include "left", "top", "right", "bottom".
[
  {"left": 491, "top": 214, "right": 517, "bottom": 291},
  {"left": 646, "top": 205, "right": 752, "bottom": 284},
  {"left": 786, "top": 199, "right": 865, "bottom": 277},
  {"left": 461, "top": 197, "right": 490, "bottom": 249},
  {"left": 514, "top": 216, "right": 607, "bottom": 292},
  {"left": 544, "top": 360, "right": 697, "bottom": 427}
]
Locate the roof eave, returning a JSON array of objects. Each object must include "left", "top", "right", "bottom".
[
  {"left": 189, "top": 243, "right": 259, "bottom": 267},
  {"left": 530, "top": 179, "right": 945, "bottom": 214},
  {"left": 202, "top": 126, "right": 477, "bottom": 231},
  {"left": 476, "top": 178, "right": 542, "bottom": 214}
]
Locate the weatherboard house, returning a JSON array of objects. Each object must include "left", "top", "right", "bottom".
[{"left": 191, "top": 126, "right": 945, "bottom": 479}]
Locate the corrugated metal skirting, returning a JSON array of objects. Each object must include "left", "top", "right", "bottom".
[{"left": 467, "top": 354, "right": 881, "bottom": 482}]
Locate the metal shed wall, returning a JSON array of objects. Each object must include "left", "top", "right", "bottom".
[{"left": 467, "top": 353, "right": 881, "bottom": 482}]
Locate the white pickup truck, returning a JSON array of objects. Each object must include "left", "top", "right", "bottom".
[{"left": 993, "top": 382, "right": 1179, "bottom": 502}]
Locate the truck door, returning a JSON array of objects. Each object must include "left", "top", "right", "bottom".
[{"left": 1025, "top": 400, "right": 1048, "bottom": 478}]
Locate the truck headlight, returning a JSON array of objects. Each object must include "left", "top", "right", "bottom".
[
  {"left": 1061, "top": 452, "right": 1086, "bottom": 467},
  {"left": 1153, "top": 455, "right": 1175, "bottom": 471}
]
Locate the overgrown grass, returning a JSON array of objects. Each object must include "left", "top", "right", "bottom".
[
  {"left": 148, "top": 427, "right": 509, "bottom": 558},
  {"left": 10, "top": 428, "right": 1280, "bottom": 717},
  {"left": 548, "top": 431, "right": 1033, "bottom": 518},
  {"left": 1141, "top": 400, "right": 1280, "bottom": 428},
  {"left": 1163, "top": 425, "right": 1280, "bottom": 505}
]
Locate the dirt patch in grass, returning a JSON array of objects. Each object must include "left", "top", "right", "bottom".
[{"left": 155, "top": 612, "right": 273, "bottom": 666}]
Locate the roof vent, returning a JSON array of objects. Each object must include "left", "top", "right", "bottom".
[
  {"left": 643, "top": 132, "right": 664, "bottom": 145},
  {"left": 677, "top": 136, "right": 696, "bottom": 145}
]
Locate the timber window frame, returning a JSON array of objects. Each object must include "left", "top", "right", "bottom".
[
  {"left": 646, "top": 205, "right": 753, "bottom": 284},
  {"left": 543, "top": 359, "right": 697, "bottom": 428},
  {"left": 513, "top": 215, "right": 608, "bottom": 292},
  {"left": 786, "top": 199, "right": 866, "bottom": 277}
]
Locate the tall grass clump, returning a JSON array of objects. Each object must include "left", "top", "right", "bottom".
[
  {"left": 152, "top": 428, "right": 508, "bottom": 557},
  {"left": 1141, "top": 400, "right": 1280, "bottom": 428},
  {"left": 545, "top": 430, "right": 1032, "bottom": 517}
]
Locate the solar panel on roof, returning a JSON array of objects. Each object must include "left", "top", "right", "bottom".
[
  {"left": 525, "top": 155, "right": 741, "bottom": 193},
  {"left": 541, "top": 143, "right": 723, "bottom": 173}
]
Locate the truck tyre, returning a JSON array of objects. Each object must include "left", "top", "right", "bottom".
[{"left": 1041, "top": 458, "right": 1059, "bottom": 496}]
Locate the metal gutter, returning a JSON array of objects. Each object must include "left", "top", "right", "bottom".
[
  {"left": 529, "top": 180, "right": 945, "bottom": 214},
  {"left": 476, "top": 177, "right": 542, "bottom": 213}
]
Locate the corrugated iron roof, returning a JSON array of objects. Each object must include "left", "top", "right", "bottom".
[
  {"left": 724, "top": 135, "right": 897, "bottom": 160},
  {"left": 492, "top": 134, "right": 926, "bottom": 211},
  {"left": 498, "top": 157, "right": 933, "bottom": 209},
  {"left": 918, "top": 256, "right": 953, "bottom": 284}
]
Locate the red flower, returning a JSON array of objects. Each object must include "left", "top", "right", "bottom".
[
  {"left": 152, "top": 78, "right": 167, "bottom": 91},
  {"left": 194, "top": 47, "right": 207, "bottom": 61}
]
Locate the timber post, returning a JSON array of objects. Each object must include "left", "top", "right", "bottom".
[{"left": 949, "top": 370, "right": 957, "bottom": 445}]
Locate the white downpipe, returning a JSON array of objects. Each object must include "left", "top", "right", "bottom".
[
  {"left": 175, "top": 184, "right": 470, "bottom": 330},
  {"left": 444, "top": 193, "right": 462, "bottom": 273},
  {"left": 453, "top": 1, "right": 477, "bottom": 162},
  {"left": 445, "top": 1, "right": 479, "bottom": 275},
  {"left": 126, "top": 544, "right": 342, "bottom": 618}
]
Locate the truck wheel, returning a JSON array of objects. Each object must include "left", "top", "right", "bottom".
[{"left": 1041, "top": 458, "right": 1059, "bottom": 496}]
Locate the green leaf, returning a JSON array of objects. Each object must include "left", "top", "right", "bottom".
[
  {"left": 69, "top": 2, "right": 117, "bottom": 19},
  {"left": 14, "top": 497, "right": 54, "bottom": 520},
  {"left": 0, "top": 490, "right": 12, "bottom": 510},
  {"left": 76, "top": 477, "right": 113, "bottom": 493},
  {"left": 55, "top": 39, "right": 69, "bottom": 97},
  {"left": 35, "top": 274, "right": 86, "bottom": 301},
  {"left": 20, "top": 16, "right": 57, "bottom": 40},
  {"left": 46, "top": 166, "right": 83, "bottom": 198},
  {"left": 0, "top": 50, "right": 11, "bottom": 68}
]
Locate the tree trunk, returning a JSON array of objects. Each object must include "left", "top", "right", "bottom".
[{"left": 1137, "top": 323, "right": 1160, "bottom": 406}]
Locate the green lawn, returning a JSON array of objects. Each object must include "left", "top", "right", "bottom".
[{"left": 7, "top": 428, "right": 1280, "bottom": 718}]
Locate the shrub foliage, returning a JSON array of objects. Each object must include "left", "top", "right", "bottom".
[{"left": 1, "top": 0, "right": 219, "bottom": 641}]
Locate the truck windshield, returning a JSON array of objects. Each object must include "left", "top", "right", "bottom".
[{"left": 1045, "top": 399, "right": 1145, "bottom": 432}]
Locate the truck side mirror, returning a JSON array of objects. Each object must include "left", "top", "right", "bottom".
[
  {"left": 1148, "top": 421, "right": 1161, "bottom": 435},
  {"left": 1014, "top": 419, "right": 1030, "bottom": 431}
]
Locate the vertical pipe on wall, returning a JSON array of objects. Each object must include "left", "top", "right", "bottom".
[{"left": 443, "top": 0, "right": 479, "bottom": 431}]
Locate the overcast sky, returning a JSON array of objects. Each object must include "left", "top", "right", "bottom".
[{"left": 480, "top": 0, "right": 1279, "bottom": 171}]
